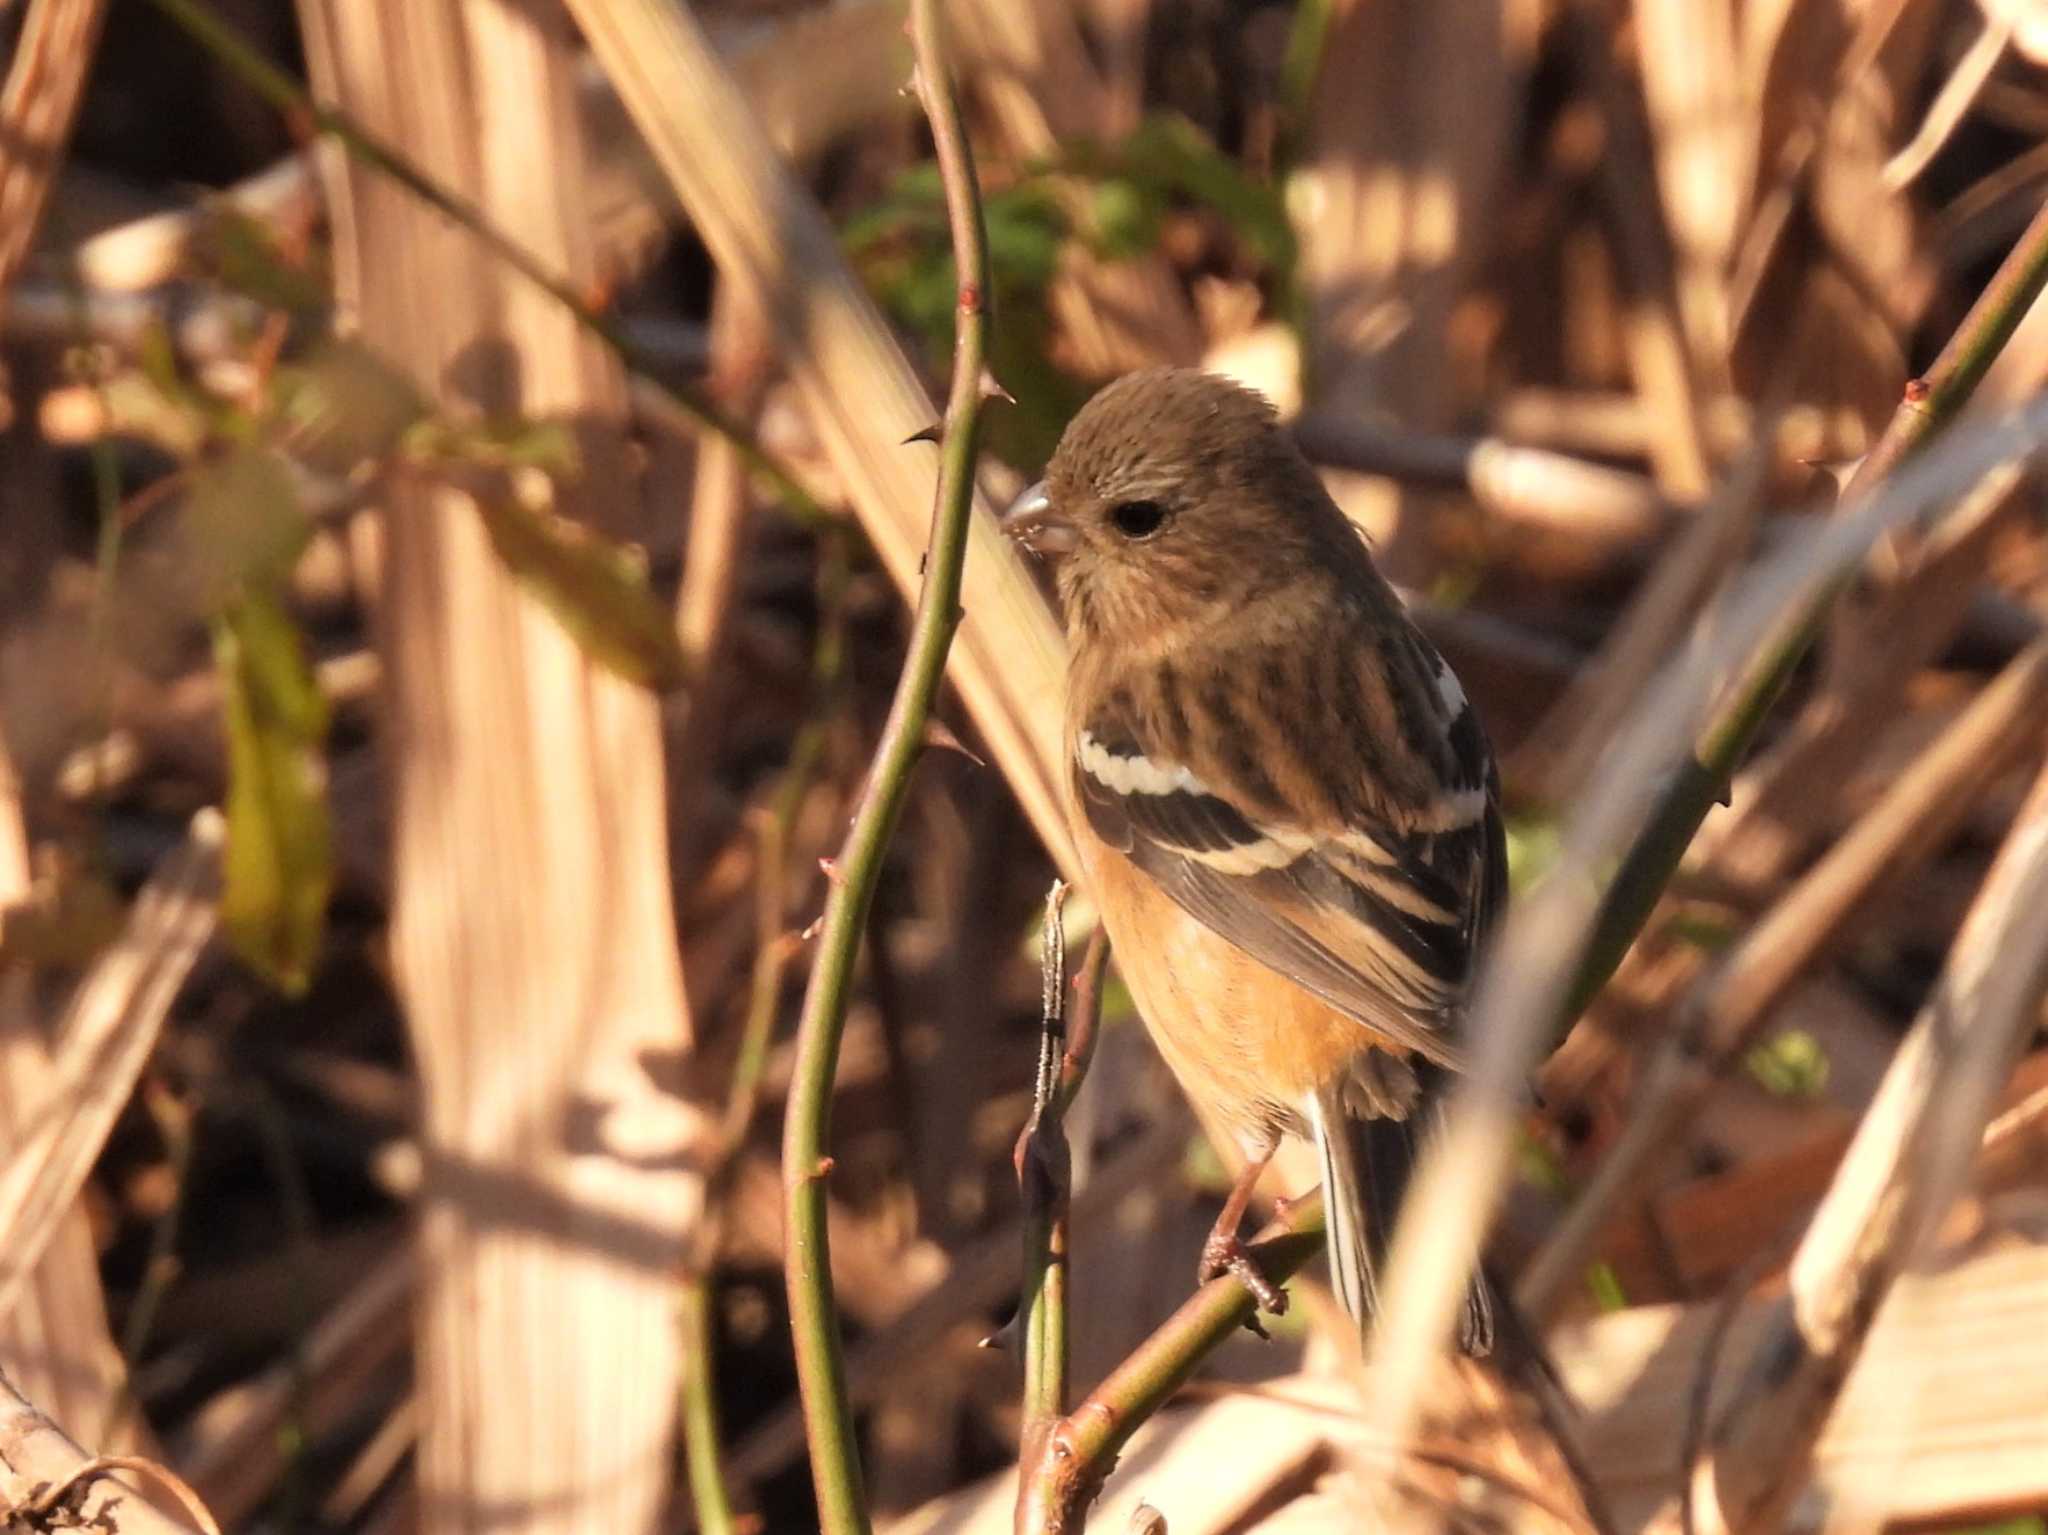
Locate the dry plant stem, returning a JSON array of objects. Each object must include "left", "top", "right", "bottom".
[
  {"left": 1362, "top": 402, "right": 2048, "bottom": 1487},
  {"left": 1505, "top": 202, "right": 2048, "bottom": 1318},
  {"left": 1566, "top": 190, "right": 2048, "bottom": 1030},
  {"left": 1681, "top": 759, "right": 2048, "bottom": 1534},
  {"left": 561, "top": 0, "right": 1073, "bottom": 872},
  {"left": 1018, "top": 914, "right": 1110, "bottom": 1440},
  {"left": 1015, "top": 1197, "right": 1329, "bottom": 1535},
  {"left": 0, "top": 0, "right": 108, "bottom": 312},
  {"left": 780, "top": 6, "right": 989, "bottom": 1530},
  {"left": 298, "top": 4, "right": 707, "bottom": 1530},
  {"left": 1520, "top": 563, "right": 2048, "bottom": 1322},
  {"left": 133, "top": 0, "right": 822, "bottom": 523},
  {"left": 1291, "top": 414, "right": 1674, "bottom": 553},
  {"left": 0, "top": 1370, "right": 212, "bottom": 1535},
  {"left": 0, "top": 812, "right": 220, "bottom": 1319}
]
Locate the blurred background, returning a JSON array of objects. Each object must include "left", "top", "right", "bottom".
[{"left": 2, "top": 0, "right": 2047, "bottom": 1532}]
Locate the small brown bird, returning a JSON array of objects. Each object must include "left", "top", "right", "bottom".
[{"left": 1002, "top": 368, "right": 1502, "bottom": 1352}]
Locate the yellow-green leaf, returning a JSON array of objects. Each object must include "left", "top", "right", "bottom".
[
  {"left": 183, "top": 445, "right": 311, "bottom": 608},
  {"left": 273, "top": 338, "right": 428, "bottom": 476},
  {"left": 213, "top": 593, "right": 332, "bottom": 994},
  {"left": 202, "top": 206, "right": 330, "bottom": 317},
  {"left": 473, "top": 488, "right": 688, "bottom": 691}
]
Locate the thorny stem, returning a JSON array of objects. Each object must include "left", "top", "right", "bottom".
[
  {"left": 1560, "top": 191, "right": 2048, "bottom": 1030},
  {"left": 135, "top": 0, "right": 825, "bottom": 524},
  {"left": 1015, "top": 1197, "right": 1329, "bottom": 1535},
  {"left": 1017, "top": 898, "right": 1110, "bottom": 1444},
  {"left": 779, "top": 4, "right": 991, "bottom": 1531},
  {"left": 680, "top": 536, "right": 850, "bottom": 1535}
]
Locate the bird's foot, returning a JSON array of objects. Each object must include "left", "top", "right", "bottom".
[{"left": 1198, "top": 1227, "right": 1289, "bottom": 1335}]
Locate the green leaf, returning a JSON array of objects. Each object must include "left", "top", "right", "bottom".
[
  {"left": 272, "top": 338, "right": 428, "bottom": 475},
  {"left": 1669, "top": 909, "right": 1740, "bottom": 953},
  {"left": 201, "top": 206, "right": 330, "bottom": 317},
  {"left": 1517, "top": 1127, "right": 1572, "bottom": 1197},
  {"left": 1584, "top": 1261, "right": 1629, "bottom": 1313},
  {"left": 182, "top": 445, "right": 311, "bottom": 608},
  {"left": 213, "top": 593, "right": 332, "bottom": 994},
  {"left": 1744, "top": 1028, "right": 1831, "bottom": 1100},
  {"left": 472, "top": 484, "right": 688, "bottom": 691},
  {"left": 1504, "top": 815, "right": 1562, "bottom": 897}
]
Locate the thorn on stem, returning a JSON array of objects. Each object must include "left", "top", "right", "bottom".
[
  {"left": 979, "top": 1312, "right": 1019, "bottom": 1351},
  {"left": 903, "top": 421, "right": 943, "bottom": 445},
  {"left": 818, "top": 856, "right": 842, "bottom": 883},
  {"left": 800, "top": 912, "right": 826, "bottom": 941},
  {"left": 1903, "top": 376, "right": 1931, "bottom": 404},
  {"left": 813, "top": 1154, "right": 836, "bottom": 1178},
  {"left": 921, "top": 719, "right": 986, "bottom": 766},
  {"left": 978, "top": 369, "right": 1015, "bottom": 405}
]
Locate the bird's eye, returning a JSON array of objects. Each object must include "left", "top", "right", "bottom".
[{"left": 1108, "top": 499, "right": 1169, "bottom": 539}]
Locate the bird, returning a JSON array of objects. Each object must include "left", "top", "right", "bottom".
[{"left": 1000, "top": 367, "right": 1503, "bottom": 1353}]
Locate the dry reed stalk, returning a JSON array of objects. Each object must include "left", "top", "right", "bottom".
[
  {"left": 0, "top": 813, "right": 219, "bottom": 1323},
  {"left": 1520, "top": 626, "right": 2048, "bottom": 1320},
  {"left": 179, "top": 1253, "right": 413, "bottom": 1526},
  {"left": 0, "top": 724, "right": 140, "bottom": 1454},
  {"left": 561, "top": 0, "right": 1075, "bottom": 877},
  {"left": 1632, "top": 0, "right": 1745, "bottom": 384},
  {"left": 296, "top": 4, "right": 708, "bottom": 1531},
  {"left": 0, "top": 1372, "right": 213, "bottom": 1535},
  {"left": 1555, "top": 1233, "right": 2048, "bottom": 1530},
  {"left": 1700, "top": 457, "right": 2030, "bottom": 891},
  {"left": 1512, "top": 439, "right": 1768, "bottom": 802},
  {"left": 957, "top": 0, "right": 1203, "bottom": 372},
  {"left": 1354, "top": 382, "right": 2048, "bottom": 1484},
  {"left": 1672, "top": 756, "right": 2048, "bottom": 1534},
  {"left": 0, "top": 0, "right": 108, "bottom": 313}
]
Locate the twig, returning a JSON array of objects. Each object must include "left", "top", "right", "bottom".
[
  {"left": 0, "top": 0, "right": 108, "bottom": 314},
  {"left": 1292, "top": 414, "right": 1677, "bottom": 553},
  {"left": 1518, "top": 628, "right": 2048, "bottom": 1320},
  {"left": 0, "top": 1373, "right": 214, "bottom": 1535},
  {"left": 131, "top": 0, "right": 824, "bottom": 524},
  {"left": 0, "top": 812, "right": 221, "bottom": 1319},
  {"left": 1357, "top": 386, "right": 2048, "bottom": 1476},
  {"left": 777, "top": 4, "right": 991, "bottom": 1529},
  {"left": 1563, "top": 192, "right": 2048, "bottom": 1028},
  {"left": 1676, "top": 757, "right": 2048, "bottom": 1534},
  {"left": 560, "top": 0, "right": 1074, "bottom": 873},
  {"left": 1014, "top": 1197, "right": 1329, "bottom": 1535},
  {"left": 1016, "top": 893, "right": 1109, "bottom": 1445}
]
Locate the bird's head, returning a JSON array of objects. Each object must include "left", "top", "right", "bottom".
[{"left": 1001, "top": 368, "right": 1360, "bottom": 646}]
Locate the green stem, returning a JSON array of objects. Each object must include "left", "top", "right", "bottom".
[
  {"left": 1559, "top": 192, "right": 2048, "bottom": 1028},
  {"left": 134, "top": 0, "right": 823, "bottom": 523},
  {"left": 679, "top": 1276, "right": 738, "bottom": 1535},
  {"left": 779, "top": 4, "right": 990, "bottom": 1531},
  {"left": 1016, "top": 1197, "right": 1327, "bottom": 1534}
]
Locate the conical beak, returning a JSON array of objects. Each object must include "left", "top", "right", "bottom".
[{"left": 999, "top": 480, "right": 1079, "bottom": 557}]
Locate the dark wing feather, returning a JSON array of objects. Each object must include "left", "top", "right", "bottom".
[{"left": 1075, "top": 634, "right": 1501, "bottom": 1068}]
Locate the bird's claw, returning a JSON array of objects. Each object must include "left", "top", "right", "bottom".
[{"left": 1198, "top": 1230, "right": 1288, "bottom": 1330}]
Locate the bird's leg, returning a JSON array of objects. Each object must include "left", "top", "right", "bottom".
[{"left": 1197, "top": 1140, "right": 1288, "bottom": 1326}]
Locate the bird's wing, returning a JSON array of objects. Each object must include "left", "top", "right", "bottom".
[{"left": 1074, "top": 633, "right": 1503, "bottom": 1069}]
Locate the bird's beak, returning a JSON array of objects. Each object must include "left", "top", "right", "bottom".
[{"left": 999, "top": 480, "right": 1079, "bottom": 557}]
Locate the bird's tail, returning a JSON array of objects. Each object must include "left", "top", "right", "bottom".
[{"left": 1311, "top": 1072, "right": 1494, "bottom": 1356}]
